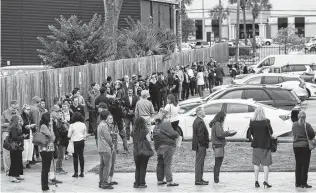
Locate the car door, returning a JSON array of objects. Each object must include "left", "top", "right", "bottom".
[
  {"left": 242, "top": 89, "right": 275, "bottom": 106},
  {"left": 223, "top": 103, "right": 255, "bottom": 139}
]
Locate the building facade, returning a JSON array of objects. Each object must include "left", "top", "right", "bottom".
[{"left": 1, "top": 0, "right": 177, "bottom": 66}]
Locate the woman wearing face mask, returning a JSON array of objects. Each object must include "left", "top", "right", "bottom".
[
  {"left": 21, "top": 105, "right": 36, "bottom": 169},
  {"left": 8, "top": 115, "right": 25, "bottom": 183},
  {"left": 292, "top": 111, "right": 315, "bottom": 188}
]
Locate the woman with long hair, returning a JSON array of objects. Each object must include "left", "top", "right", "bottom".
[
  {"left": 164, "top": 94, "right": 180, "bottom": 132},
  {"left": 292, "top": 111, "right": 315, "bottom": 188},
  {"left": 196, "top": 67, "right": 205, "bottom": 97},
  {"left": 132, "top": 117, "right": 152, "bottom": 188},
  {"left": 21, "top": 104, "right": 36, "bottom": 169},
  {"left": 68, "top": 112, "right": 87, "bottom": 178},
  {"left": 39, "top": 112, "right": 55, "bottom": 192},
  {"left": 115, "top": 82, "right": 124, "bottom": 99},
  {"left": 247, "top": 106, "right": 273, "bottom": 188},
  {"left": 8, "top": 115, "right": 24, "bottom": 183},
  {"left": 209, "top": 111, "right": 231, "bottom": 185}
]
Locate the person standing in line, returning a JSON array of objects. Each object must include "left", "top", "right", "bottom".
[
  {"left": 97, "top": 111, "right": 114, "bottom": 189},
  {"left": 209, "top": 111, "right": 231, "bottom": 186},
  {"left": 203, "top": 67, "right": 209, "bottom": 91},
  {"left": 132, "top": 117, "right": 152, "bottom": 188},
  {"left": 196, "top": 67, "right": 205, "bottom": 97},
  {"left": 164, "top": 94, "right": 180, "bottom": 132},
  {"left": 30, "top": 96, "right": 42, "bottom": 162},
  {"left": 86, "top": 83, "right": 100, "bottom": 136},
  {"left": 247, "top": 106, "right": 273, "bottom": 188},
  {"left": 61, "top": 102, "right": 72, "bottom": 160},
  {"left": 170, "top": 74, "right": 180, "bottom": 103},
  {"left": 70, "top": 96, "right": 85, "bottom": 117},
  {"left": 8, "top": 115, "right": 24, "bottom": 183},
  {"left": 292, "top": 111, "right": 315, "bottom": 188},
  {"left": 95, "top": 102, "right": 109, "bottom": 146},
  {"left": 39, "top": 99, "right": 48, "bottom": 118},
  {"left": 122, "top": 75, "right": 135, "bottom": 97},
  {"left": 123, "top": 88, "right": 139, "bottom": 141},
  {"left": 68, "top": 112, "right": 87, "bottom": 178},
  {"left": 187, "top": 65, "right": 195, "bottom": 96},
  {"left": 114, "top": 82, "right": 124, "bottom": 100},
  {"left": 153, "top": 112, "right": 179, "bottom": 187},
  {"left": 71, "top": 88, "right": 86, "bottom": 107},
  {"left": 135, "top": 90, "right": 156, "bottom": 130},
  {"left": 175, "top": 66, "right": 184, "bottom": 101},
  {"left": 95, "top": 87, "right": 110, "bottom": 110},
  {"left": 21, "top": 104, "right": 36, "bottom": 169},
  {"left": 149, "top": 75, "right": 162, "bottom": 111},
  {"left": 167, "top": 69, "right": 175, "bottom": 94},
  {"left": 38, "top": 113, "right": 55, "bottom": 192},
  {"left": 181, "top": 68, "right": 190, "bottom": 100},
  {"left": 157, "top": 72, "right": 169, "bottom": 107},
  {"left": 208, "top": 66, "right": 216, "bottom": 92},
  {"left": 192, "top": 107, "right": 209, "bottom": 185},
  {"left": 2, "top": 100, "right": 20, "bottom": 173},
  {"left": 214, "top": 63, "right": 225, "bottom": 86}
]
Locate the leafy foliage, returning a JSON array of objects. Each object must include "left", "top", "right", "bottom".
[
  {"left": 182, "top": 18, "right": 196, "bottom": 42},
  {"left": 273, "top": 27, "right": 305, "bottom": 54},
  {"left": 37, "top": 14, "right": 113, "bottom": 68},
  {"left": 116, "top": 17, "right": 177, "bottom": 59},
  {"left": 209, "top": 4, "right": 230, "bottom": 25}
]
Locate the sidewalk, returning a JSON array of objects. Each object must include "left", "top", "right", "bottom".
[{"left": 2, "top": 171, "right": 316, "bottom": 192}]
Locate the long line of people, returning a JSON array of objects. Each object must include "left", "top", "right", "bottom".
[{"left": 2, "top": 59, "right": 315, "bottom": 192}]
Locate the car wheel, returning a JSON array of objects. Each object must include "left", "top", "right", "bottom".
[
  {"left": 307, "top": 88, "right": 311, "bottom": 97},
  {"left": 265, "top": 41, "right": 271, "bottom": 46},
  {"left": 177, "top": 126, "right": 184, "bottom": 138}
]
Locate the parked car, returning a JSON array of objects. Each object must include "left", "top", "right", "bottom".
[
  {"left": 263, "top": 38, "right": 273, "bottom": 46},
  {"left": 219, "top": 73, "right": 309, "bottom": 100},
  {"left": 0, "top": 65, "right": 53, "bottom": 77},
  {"left": 173, "top": 99, "right": 293, "bottom": 140},
  {"left": 195, "top": 41, "right": 210, "bottom": 49}
]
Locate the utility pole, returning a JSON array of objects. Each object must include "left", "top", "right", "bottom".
[
  {"left": 218, "top": 0, "right": 222, "bottom": 42},
  {"left": 235, "top": 0, "right": 240, "bottom": 63},
  {"left": 202, "top": 0, "right": 205, "bottom": 41},
  {"left": 176, "top": 0, "right": 182, "bottom": 51}
]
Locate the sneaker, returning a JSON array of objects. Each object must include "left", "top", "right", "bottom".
[
  {"left": 138, "top": 184, "right": 147, "bottom": 188},
  {"left": 100, "top": 184, "right": 113, "bottom": 189},
  {"left": 79, "top": 173, "right": 84, "bottom": 177},
  {"left": 158, "top": 181, "right": 167, "bottom": 185},
  {"left": 110, "top": 181, "right": 118, "bottom": 185},
  {"left": 72, "top": 173, "right": 78, "bottom": 178},
  {"left": 167, "top": 183, "right": 179, "bottom": 187},
  {"left": 16, "top": 177, "right": 25, "bottom": 181},
  {"left": 50, "top": 178, "right": 62, "bottom": 184},
  {"left": 11, "top": 179, "right": 21, "bottom": 183}
]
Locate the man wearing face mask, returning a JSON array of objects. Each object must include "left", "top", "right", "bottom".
[
  {"left": 157, "top": 72, "right": 168, "bottom": 107},
  {"left": 1, "top": 100, "right": 20, "bottom": 173},
  {"left": 149, "top": 75, "right": 161, "bottom": 111}
]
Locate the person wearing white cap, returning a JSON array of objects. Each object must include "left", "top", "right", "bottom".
[{"left": 135, "top": 90, "right": 156, "bottom": 129}]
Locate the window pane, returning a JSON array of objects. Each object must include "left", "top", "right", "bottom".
[
  {"left": 226, "top": 103, "right": 250, "bottom": 114},
  {"left": 266, "top": 89, "right": 297, "bottom": 101},
  {"left": 244, "top": 89, "right": 271, "bottom": 101},
  {"left": 245, "top": 77, "right": 262, "bottom": 84},
  {"left": 220, "top": 90, "right": 243, "bottom": 99},
  {"left": 204, "top": 103, "right": 223, "bottom": 115},
  {"left": 264, "top": 76, "right": 279, "bottom": 84},
  {"left": 292, "top": 65, "right": 307, "bottom": 71}
]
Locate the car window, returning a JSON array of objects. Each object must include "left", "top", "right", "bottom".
[
  {"left": 292, "top": 65, "right": 307, "bottom": 72},
  {"left": 245, "top": 76, "right": 262, "bottom": 84},
  {"left": 204, "top": 103, "right": 223, "bottom": 115},
  {"left": 263, "top": 76, "right": 279, "bottom": 84},
  {"left": 219, "top": 90, "right": 243, "bottom": 99},
  {"left": 203, "top": 42, "right": 209, "bottom": 45},
  {"left": 226, "top": 103, "right": 255, "bottom": 114},
  {"left": 281, "top": 76, "right": 299, "bottom": 82},
  {"left": 273, "top": 68, "right": 281, "bottom": 73},
  {"left": 260, "top": 57, "right": 275, "bottom": 67},
  {"left": 266, "top": 89, "right": 297, "bottom": 102},
  {"left": 243, "top": 89, "right": 271, "bottom": 101}
]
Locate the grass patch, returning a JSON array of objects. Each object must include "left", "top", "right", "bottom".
[{"left": 89, "top": 142, "right": 316, "bottom": 174}]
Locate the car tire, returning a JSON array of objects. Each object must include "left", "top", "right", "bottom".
[
  {"left": 265, "top": 41, "right": 271, "bottom": 46},
  {"left": 177, "top": 126, "right": 184, "bottom": 138},
  {"left": 307, "top": 88, "right": 311, "bottom": 98}
]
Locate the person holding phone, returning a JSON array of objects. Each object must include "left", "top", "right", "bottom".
[{"left": 21, "top": 104, "right": 37, "bottom": 169}]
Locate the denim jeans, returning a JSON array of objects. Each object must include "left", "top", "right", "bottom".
[
  {"left": 134, "top": 155, "right": 149, "bottom": 186},
  {"left": 156, "top": 145, "right": 176, "bottom": 183},
  {"left": 99, "top": 152, "right": 112, "bottom": 185},
  {"left": 124, "top": 116, "right": 135, "bottom": 140},
  {"left": 40, "top": 151, "right": 53, "bottom": 191},
  {"left": 56, "top": 145, "right": 66, "bottom": 171},
  {"left": 214, "top": 157, "right": 224, "bottom": 183},
  {"left": 73, "top": 140, "right": 85, "bottom": 174}
]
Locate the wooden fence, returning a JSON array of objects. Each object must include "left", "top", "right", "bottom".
[{"left": 1, "top": 43, "right": 228, "bottom": 112}]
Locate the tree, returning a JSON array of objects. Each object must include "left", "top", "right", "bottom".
[
  {"left": 247, "top": 0, "right": 272, "bottom": 54},
  {"left": 182, "top": 18, "right": 196, "bottom": 42},
  {"left": 209, "top": 3, "right": 230, "bottom": 41},
  {"left": 176, "top": 0, "right": 193, "bottom": 51},
  {"left": 37, "top": 14, "right": 113, "bottom": 68},
  {"left": 230, "top": 0, "right": 249, "bottom": 45},
  {"left": 273, "top": 26, "right": 305, "bottom": 54}
]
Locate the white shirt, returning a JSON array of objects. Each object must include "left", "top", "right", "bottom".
[
  {"left": 197, "top": 72, "right": 205, "bottom": 86},
  {"left": 68, "top": 122, "right": 87, "bottom": 142},
  {"left": 164, "top": 104, "right": 180, "bottom": 122},
  {"left": 187, "top": 69, "right": 194, "bottom": 78},
  {"left": 129, "top": 96, "right": 133, "bottom": 106}
]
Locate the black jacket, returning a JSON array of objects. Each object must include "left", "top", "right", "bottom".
[
  {"left": 54, "top": 121, "right": 68, "bottom": 146},
  {"left": 70, "top": 104, "right": 85, "bottom": 117},
  {"left": 247, "top": 119, "right": 273, "bottom": 149},
  {"left": 192, "top": 117, "right": 210, "bottom": 150},
  {"left": 21, "top": 113, "right": 36, "bottom": 139},
  {"left": 123, "top": 95, "right": 138, "bottom": 117},
  {"left": 149, "top": 82, "right": 161, "bottom": 98}
]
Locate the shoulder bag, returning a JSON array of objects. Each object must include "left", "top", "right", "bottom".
[
  {"left": 136, "top": 137, "right": 154, "bottom": 158},
  {"left": 3, "top": 136, "right": 17, "bottom": 151},
  {"left": 33, "top": 125, "right": 50, "bottom": 146},
  {"left": 304, "top": 123, "right": 316, "bottom": 150},
  {"left": 266, "top": 120, "right": 277, "bottom": 153}
]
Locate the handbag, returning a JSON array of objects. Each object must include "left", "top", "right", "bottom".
[
  {"left": 33, "top": 126, "right": 49, "bottom": 146},
  {"left": 304, "top": 123, "right": 316, "bottom": 150},
  {"left": 266, "top": 120, "right": 277, "bottom": 153},
  {"left": 136, "top": 139, "right": 154, "bottom": 158},
  {"left": 3, "top": 136, "right": 17, "bottom": 151}
]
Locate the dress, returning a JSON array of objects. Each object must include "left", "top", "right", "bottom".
[{"left": 252, "top": 148, "right": 272, "bottom": 166}]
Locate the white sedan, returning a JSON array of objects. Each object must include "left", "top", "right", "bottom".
[{"left": 176, "top": 99, "right": 292, "bottom": 140}]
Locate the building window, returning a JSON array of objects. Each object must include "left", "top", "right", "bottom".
[
  {"left": 211, "top": 19, "right": 219, "bottom": 39},
  {"left": 239, "top": 24, "right": 259, "bottom": 39},
  {"left": 195, "top": 20, "right": 203, "bottom": 40},
  {"left": 295, "top": 17, "right": 305, "bottom": 37},
  {"left": 278, "top": 17, "right": 288, "bottom": 30}
]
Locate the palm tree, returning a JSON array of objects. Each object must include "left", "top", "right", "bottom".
[
  {"left": 246, "top": 0, "right": 272, "bottom": 54},
  {"left": 209, "top": 3, "right": 229, "bottom": 41},
  {"left": 229, "top": 0, "right": 248, "bottom": 45}
]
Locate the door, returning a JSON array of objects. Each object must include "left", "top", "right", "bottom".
[
  {"left": 242, "top": 89, "right": 275, "bottom": 106},
  {"left": 223, "top": 103, "right": 255, "bottom": 139}
]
